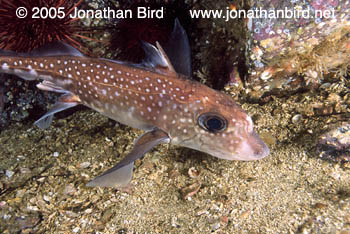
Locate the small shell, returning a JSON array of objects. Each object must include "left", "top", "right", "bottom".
[
  {"left": 292, "top": 114, "right": 302, "bottom": 124},
  {"left": 188, "top": 167, "right": 200, "bottom": 178},
  {"left": 181, "top": 182, "right": 201, "bottom": 200}
]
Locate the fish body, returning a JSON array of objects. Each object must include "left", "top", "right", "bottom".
[{"left": 0, "top": 21, "right": 269, "bottom": 187}]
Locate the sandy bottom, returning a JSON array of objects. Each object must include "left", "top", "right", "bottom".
[{"left": 0, "top": 95, "right": 350, "bottom": 233}]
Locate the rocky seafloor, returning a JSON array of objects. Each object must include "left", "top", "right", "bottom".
[
  {"left": 1, "top": 0, "right": 350, "bottom": 233},
  {"left": 1, "top": 90, "right": 350, "bottom": 233}
]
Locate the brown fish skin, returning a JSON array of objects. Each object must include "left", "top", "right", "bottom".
[{"left": 0, "top": 54, "right": 269, "bottom": 160}]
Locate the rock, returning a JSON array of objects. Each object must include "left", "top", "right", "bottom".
[
  {"left": 245, "top": 0, "right": 350, "bottom": 98},
  {"left": 316, "top": 123, "right": 350, "bottom": 162}
]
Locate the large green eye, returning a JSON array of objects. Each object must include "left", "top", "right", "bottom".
[{"left": 198, "top": 112, "right": 227, "bottom": 133}]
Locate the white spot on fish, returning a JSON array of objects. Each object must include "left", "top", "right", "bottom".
[
  {"left": 115, "top": 91, "right": 120, "bottom": 96},
  {"left": 2, "top": 63, "right": 9, "bottom": 70},
  {"left": 147, "top": 107, "right": 152, "bottom": 112},
  {"left": 27, "top": 65, "right": 32, "bottom": 69},
  {"left": 101, "top": 89, "right": 107, "bottom": 95},
  {"left": 117, "top": 70, "right": 122, "bottom": 74},
  {"left": 50, "top": 64, "right": 54, "bottom": 68}
]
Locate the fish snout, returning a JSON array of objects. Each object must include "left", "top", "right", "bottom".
[{"left": 235, "top": 131, "right": 270, "bottom": 160}]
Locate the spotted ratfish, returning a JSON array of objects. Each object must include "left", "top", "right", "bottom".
[{"left": 0, "top": 20, "right": 269, "bottom": 187}]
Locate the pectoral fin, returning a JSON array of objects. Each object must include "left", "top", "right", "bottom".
[
  {"left": 34, "top": 93, "right": 80, "bottom": 129},
  {"left": 86, "top": 129, "right": 170, "bottom": 188},
  {"left": 34, "top": 102, "right": 78, "bottom": 129}
]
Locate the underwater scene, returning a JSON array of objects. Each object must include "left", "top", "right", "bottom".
[{"left": 0, "top": 0, "right": 350, "bottom": 233}]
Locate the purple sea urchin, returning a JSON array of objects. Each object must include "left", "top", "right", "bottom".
[{"left": 0, "top": 0, "right": 86, "bottom": 52}]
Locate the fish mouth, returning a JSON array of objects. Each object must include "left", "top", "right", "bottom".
[
  {"left": 233, "top": 131, "right": 270, "bottom": 160},
  {"left": 208, "top": 131, "right": 270, "bottom": 161},
  {"left": 174, "top": 131, "right": 270, "bottom": 161}
]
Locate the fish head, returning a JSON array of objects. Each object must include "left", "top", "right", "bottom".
[{"left": 169, "top": 84, "right": 270, "bottom": 161}]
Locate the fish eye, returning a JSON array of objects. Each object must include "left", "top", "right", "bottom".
[{"left": 198, "top": 112, "right": 227, "bottom": 133}]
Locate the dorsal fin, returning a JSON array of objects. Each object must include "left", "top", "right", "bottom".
[
  {"left": 162, "top": 18, "right": 192, "bottom": 77},
  {"left": 29, "top": 41, "right": 84, "bottom": 57},
  {"left": 141, "top": 41, "right": 176, "bottom": 75}
]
